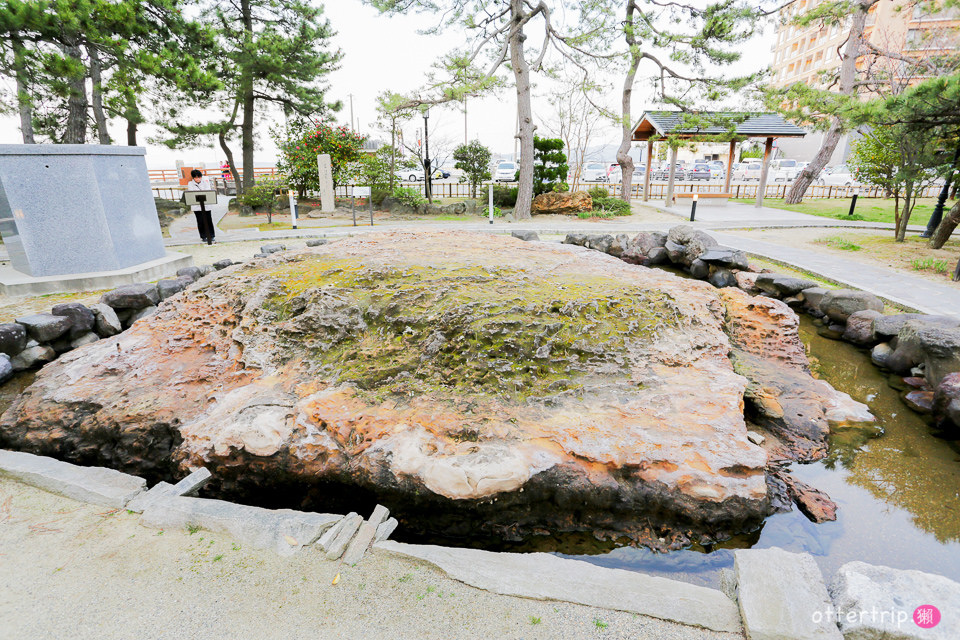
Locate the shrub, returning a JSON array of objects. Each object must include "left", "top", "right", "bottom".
[
  {"left": 482, "top": 204, "right": 504, "bottom": 217},
  {"left": 238, "top": 176, "right": 286, "bottom": 222},
  {"left": 592, "top": 196, "right": 631, "bottom": 216},
  {"left": 587, "top": 186, "right": 609, "bottom": 200},
  {"left": 372, "top": 187, "right": 390, "bottom": 206},
  {"left": 392, "top": 186, "right": 426, "bottom": 208},
  {"left": 552, "top": 181, "right": 569, "bottom": 193},
  {"left": 492, "top": 186, "right": 518, "bottom": 208}
]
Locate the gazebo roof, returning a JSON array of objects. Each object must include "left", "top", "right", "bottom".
[{"left": 631, "top": 111, "right": 807, "bottom": 141}]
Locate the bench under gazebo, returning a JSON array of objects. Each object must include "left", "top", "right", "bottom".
[{"left": 631, "top": 111, "right": 807, "bottom": 208}]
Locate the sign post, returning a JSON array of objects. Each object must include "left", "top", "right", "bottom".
[
  {"left": 288, "top": 190, "right": 298, "bottom": 229},
  {"left": 353, "top": 186, "right": 372, "bottom": 227},
  {"left": 488, "top": 183, "right": 494, "bottom": 225}
]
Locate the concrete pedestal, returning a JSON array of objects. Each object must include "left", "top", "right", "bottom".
[{"left": 0, "top": 144, "right": 167, "bottom": 277}]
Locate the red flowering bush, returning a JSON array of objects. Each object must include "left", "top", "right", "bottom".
[{"left": 276, "top": 123, "right": 366, "bottom": 197}]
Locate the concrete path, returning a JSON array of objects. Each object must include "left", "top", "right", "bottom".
[
  {"left": 167, "top": 201, "right": 258, "bottom": 243},
  {"left": 710, "top": 231, "right": 960, "bottom": 316}
]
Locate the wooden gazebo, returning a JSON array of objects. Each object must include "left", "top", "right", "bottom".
[{"left": 631, "top": 111, "right": 807, "bottom": 207}]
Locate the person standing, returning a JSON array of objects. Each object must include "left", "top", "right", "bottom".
[{"left": 186, "top": 169, "right": 215, "bottom": 244}]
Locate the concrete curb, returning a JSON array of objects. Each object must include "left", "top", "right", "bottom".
[
  {"left": 373, "top": 540, "right": 743, "bottom": 633},
  {"left": 0, "top": 449, "right": 145, "bottom": 508}
]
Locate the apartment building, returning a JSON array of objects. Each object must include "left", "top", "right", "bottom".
[{"left": 770, "top": 0, "right": 959, "bottom": 162}]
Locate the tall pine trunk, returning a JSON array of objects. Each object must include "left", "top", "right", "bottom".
[
  {"left": 11, "top": 37, "right": 35, "bottom": 144},
  {"left": 931, "top": 200, "right": 960, "bottom": 249},
  {"left": 785, "top": 1, "right": 870, "bottom": 204},
  {"left": 617, "top": 3, "right": 641, "bottom": 203},
  {"left": 127, "top": 118, "right": 138, "bottom": 145},
  {"left": 510, "top": 0, "right": 534, "bottom": 219},
  {"left": 240, "top": 0, "right": 255, "bottom": 195},
  {"left": 61, "top": 42, "right": 88, "bottom": 144},
  {"left": 88, "top": 47, "right": 111, "bottom": 144}
]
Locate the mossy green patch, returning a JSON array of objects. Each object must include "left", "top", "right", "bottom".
[{"left": 251, "top": 254, "right": 684, "bottom": 402}]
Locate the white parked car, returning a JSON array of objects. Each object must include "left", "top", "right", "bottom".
[
  {"left": 742, "top": 162, "right": 763, "bottom": 181},
  {"left": 582, "top": 162, "right": 609, "bottom": 182},
  {"left": 493, "top": 161, "right": 517, "bottom": 182},
  {"left": 816, "top": 165, "right": 860, "bottom": 187},
  {"left": 397, "top": 167, "right": 424, "bottom": 182},
  {"left": 708, "top": 160, "right": 725, "bottom": 180},
  {"left": 772, "top": 159, "right": 801, "bottom": 182}
]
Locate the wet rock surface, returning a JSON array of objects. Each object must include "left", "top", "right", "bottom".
[{"left": 0, "top": 232, "right": 865, "bottom": 548}]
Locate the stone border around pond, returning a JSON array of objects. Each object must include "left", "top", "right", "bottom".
[
  {"left": 553, "top": 225, "right": 960, "bottom": 436},
  {"left": 3, "top": 447, "right": 958, "bottom": 638}
]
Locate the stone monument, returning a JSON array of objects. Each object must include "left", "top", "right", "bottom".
[
  {"left": 317, "top": 153, "right": 334, "bottom": 213},
  {"left": 0, "top": 144, "right": 192, "bottom": 294}
]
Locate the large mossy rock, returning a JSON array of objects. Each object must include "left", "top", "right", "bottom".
[
  {"left": 0, "top": 231, "right": 866, "bottom": 547},
  {"left": 530, "top": 191, "right": 592, "bottom": 214}
]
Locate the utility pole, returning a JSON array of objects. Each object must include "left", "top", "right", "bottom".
[
  {"left": 348, "top": 93, "right": 355, "bottom": 132},
  {"left": 463, "top": 97, "right": 468, "bottom": 145}
]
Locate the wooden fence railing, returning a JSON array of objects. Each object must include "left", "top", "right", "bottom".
[{"left": 148, "top": 167, "right": 278, "bottom": 183}]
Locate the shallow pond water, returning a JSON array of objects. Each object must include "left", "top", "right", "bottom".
[{"left": 552, "top": 315, "right": 960, "bottom": 587}]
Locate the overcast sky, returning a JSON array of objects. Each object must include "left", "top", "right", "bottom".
[{"left": 0, "top": 0, "right": 780, "bottom": 169}]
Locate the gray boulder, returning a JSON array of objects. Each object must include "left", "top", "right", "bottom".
[
  {"left": 0, "top": 353, "right": 13, "bottom": 384},
  {"left": 689, "top": 259, "right": 710, "bottom": 280},
  {"left": 261, "top": 243, "right": 286, "bottom": 255},
  {"left": 89, "top": 303, "right": 122, "bottom": 337},
  {"left": 697, "top": 248, "right": 750, "bottom": 271},
  {"left": 213, "top": 259, "right": 235, "bottom": 270},
  {"left": 305, "top": 239, "right": 328, "bottom": 248},
  {"left": 708, "top": 268, "right": 739, "bottom": 289},
  {"left": 830, "top": 561, "right": 960, "bottom": 640},
  {"left": 51, "top": 302, "right": 95, "bottom": 338},
  {"left": 933, "top": 372, "right": 960, "bottom": 431},
  {"left": 819, "top": 289, "right": 884, "bottom": 323},
  {"left": 101, "top": 283, "right": 160, "bottom": 309},
  {"left": 875, "top": 313, "right": 958, "bottom": 340},
  {"left": 511, "top": 230, "right": 540, "bottom": 242},
  {"left": 800, "top": 287, "right": 829, "bottom": 311},
  {"left": 665, "top": 225, "right": 718, "bottom": 266},
  {"left": 755, "top": 274, "right": 819, "bottom": 298},
  {"left": 49, "top": 337, "right": 74, "bottom": 354},
  {"left": 197, "top": 264, "right": 215, "bottom": 278},
  {"left": 646, "top": 246, "right": 669, "bottom": 265},
  {"left": 563, "top": 233, "right": 587, "bottom": 246},
  {"left": 176, "top": 266, "right": 203, "bottom": 282},
  {"left": 606, "top": 234, "right": 630, "bottom": 257},
  {"left": 128, "top": 306, "right": 158, "bottom": 325},
  {"left": 16, "top": 313, "right": 73, "bottom": 343},
  {"left": 70, "top": 332, "right": 99, "bottom": 349},
  {"left": 10, "top": 345, "right": 55, "bottom": 371},
  {"left": 871, "top": 342, "right": 893, "bottom": 368},
  {"left": 629, "top": 232, "right": 666, "bottom": 256},
  {"left": 842, "top": 309, "right": 883, "bottom": 345},
  {"left": 584, "top": 234, "right": 614, "bottom": 253},
  {"left": 0, "top": 323, "right": 27, "bottom": 356},
  {"left": 889, "top": 318, "right": 960, "bottom": 384},
  {"left": 157, "top": 278, "right": 188, "bottom": 300}
]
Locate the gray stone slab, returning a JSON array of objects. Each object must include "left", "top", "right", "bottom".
[
  {"left": 830, "top": 561, "right": 960, "bottom": 640},
  {"left": 124, "top": 481, "right": 176, "bottom": 513},
  {"left": 318, "top": 511, "right": 358, "bottom": 552},
  {"left": 0, "top": 144, "right": 166, "bottom": 277},
  {"left": 375, "top": 540, "right": 741, "bottom": 633},
  {"left": 324, "top": 513, "right": 362, "bottom": 560},
  {"left": 0, "top": 449, "right": 145, "bottom": 508},
  {"left": 374, "top": 517, "right": 398, "bottom": 542},
  {"left": 368, "top": 504, "right": 389, "bottom": 528},
  {"left": 139, "top": 495, "right": 340, "bottom": 556},
  {"left": 171, "top": 467, "right": 211, "bottom": 497},
  {"left": 342, "top": 522, "right": 377, "bottom": 566},
  {"left": 735, "top": 547, "right": 842, "bottom": 640}
]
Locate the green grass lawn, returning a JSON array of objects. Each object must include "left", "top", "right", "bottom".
[{"left": 731, "top": 197, "right": 939, "bottom": 225}]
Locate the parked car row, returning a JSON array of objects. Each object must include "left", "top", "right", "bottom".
[{"left": 396, "top": 167, "right": 452, "bottom": 182}]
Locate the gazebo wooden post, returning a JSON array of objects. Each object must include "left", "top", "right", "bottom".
[
  {"left": 755, "top": 136, "right": 774, "bottom": 208},
  {"left": 724, "top": 139, "right": 736, "bottom": 193},
  {"left": 665, "top": 145, "right": 678, "bottom": 206},
  {"left": 643, "top": 140, "right": 653, "bottom": 202}
]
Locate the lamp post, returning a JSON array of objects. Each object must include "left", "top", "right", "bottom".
[
  {"left": 848, "top": 187, "right": 860, "bottom": 217},
  {"left": 423, "top": 108, "right": 433, "bottom": 203}
]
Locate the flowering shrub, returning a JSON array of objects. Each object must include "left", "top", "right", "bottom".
[{"left": 276, "top": 123, "right": 366, "bottom": 196}]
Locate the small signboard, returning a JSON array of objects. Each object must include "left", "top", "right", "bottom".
[
  {"left": 182, "top": 190, "right": 218, "bottom": 206},
  {"left": 353, "top": 187, "right": 371, "bottom": 198}
]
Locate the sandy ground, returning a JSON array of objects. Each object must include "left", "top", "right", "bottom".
[{"left": 0, "top": 479, "right": 742, "bottom": 640}]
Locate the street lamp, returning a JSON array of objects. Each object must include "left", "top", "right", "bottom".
[{"left": 423, "top": 108, "right": 432, "bottom": 203}]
